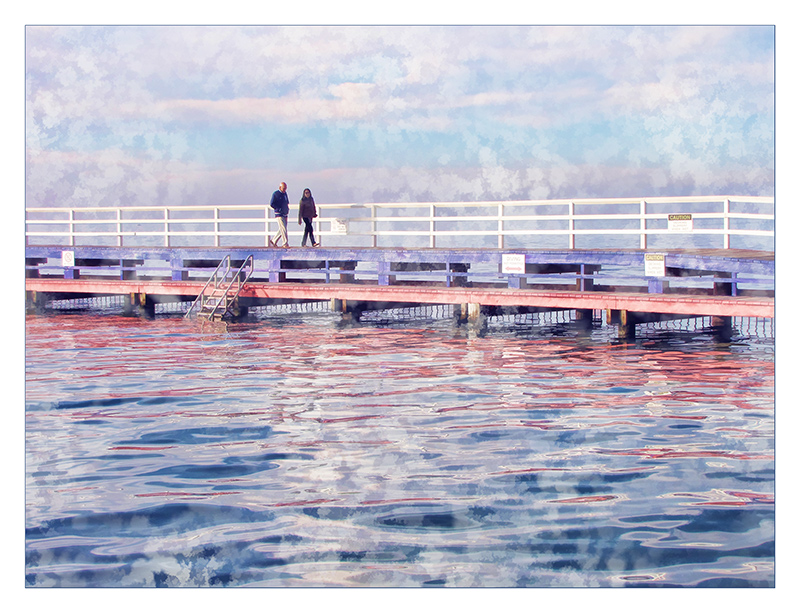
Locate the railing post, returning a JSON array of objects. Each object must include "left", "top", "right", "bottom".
[
  {"left": 430, "top": 204, "right": 436, "bottom": 248},
  {"left": 498, "top": 203, "right": 504, "bottom": 249},
  {"left": 117, "top": 209, "right": 122, "bottom": 247},
  {"left": 214, "top": 207, "right": 220, "bottom": 247},
  {"left": 640, "top": 200, "right": 647, "bottom": 249},
  {"left": 569, "top": 201, "right": 576, "bottom": 249},
  {"left": 265, "top": 206, "right": 269, "bottom": 246},
  {"left": 371, "top": 204, "right": 377, "bottom": 248},
  {"left": 164, "top": 208, "right": 170, "bottom": 247},
  {"left": 68, "top": 209, "right": 75, "bottom": 247},
  {"left": 723, "top": 198, "right": 730, "bottom": 249}
]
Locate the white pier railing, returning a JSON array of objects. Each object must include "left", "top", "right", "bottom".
[{"left": 25, "top": 195, "right": 774, "bottom": 251}]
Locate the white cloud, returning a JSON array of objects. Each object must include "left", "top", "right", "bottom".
[{"left": 25, "top": 25, "right": 774, "bottom": 206}]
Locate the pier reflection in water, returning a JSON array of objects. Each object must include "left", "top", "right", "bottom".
[{"left": 25, "top": 308, "right": 774, "bottom": 587}]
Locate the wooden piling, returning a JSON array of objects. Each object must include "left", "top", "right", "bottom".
[{"left": 607, "top": 308, "right": 635, "bottom": 340}]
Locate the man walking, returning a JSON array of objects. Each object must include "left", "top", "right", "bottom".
[{"left": 269, "top": 182, "right": 290, "bottom": 248}]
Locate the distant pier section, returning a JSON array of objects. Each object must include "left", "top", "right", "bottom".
[{"left": 25, "top": 195, "right": 774, "bottom": 338}]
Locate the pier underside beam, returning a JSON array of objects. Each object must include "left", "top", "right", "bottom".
[
  {"left": 123, "top": 292, "right": 156, "bottom": 319},
  {"left": 25, "top": 277, "right": 775, "bottom": 323}
]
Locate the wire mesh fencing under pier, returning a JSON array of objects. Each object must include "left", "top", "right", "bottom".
[
  {"left": 35, "top": 296, "right": 774, "bottom": 342},
  {"left": 633, "top": 315, "right": 773, "bottom": 337},
  {"left": 44, "top": 297, "right": 197, "bottom": 315},
  {"left": 46, "top": 295, "right": 128, "bottom": 312},
  {"left": 357, "top": 304, "right": 455, "bottom": 325},
  {"left": 245, "top": 301, "right": 330, "bottom": 316},
  {"left": 627, "top": 315, "right": 774, "bottom": 346},
  {"left": 157, "top": 300, "right": 331, "bottom": 317}
]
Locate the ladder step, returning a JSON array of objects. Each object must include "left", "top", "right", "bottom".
[{"left": 186, "top": 254, "right": 253, "bottom": 320}]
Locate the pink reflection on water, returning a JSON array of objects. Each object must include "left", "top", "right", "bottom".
[
  {"left": 667, "top": 490, "right": 774, "bottom": 507},
  {"left": 135, "top": 491, "right": 242, "bottom": 499},
  {"left": 361, "top": 497, "right": 438, "bottom": 505},
  {"left": 548, "top": 495, "right": 620, "bottom": 504},
  {"left": 597, "top": 448, "right": 773, "bottom": 460}
]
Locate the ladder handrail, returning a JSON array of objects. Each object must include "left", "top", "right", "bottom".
[
  {"left": 185, "top": 254, "right": 254, "bottom": 319},
  {"left": 204, "top": 255, "right": 254, "bottom": 319},
  {"left": 184, "top": 254, "right": 230, "bottom": 318}
]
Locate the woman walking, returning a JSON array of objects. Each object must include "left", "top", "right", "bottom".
[{"left": 298, "top": 188, "right": 320, "bottom": 247}]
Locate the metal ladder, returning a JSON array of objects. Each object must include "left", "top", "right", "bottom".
[{"left": 185, "top": 255, "right": 254, "bottom": 320}]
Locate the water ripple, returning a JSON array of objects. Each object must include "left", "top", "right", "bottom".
[{"left": 25, "top": 313, "right": 774, "bottom": 587}]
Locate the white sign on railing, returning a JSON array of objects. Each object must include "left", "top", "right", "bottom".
[
  {"left": 668, "top": 214, "right": 693, "bottom": 232},
  {"left": 501, "top": 253, "right": 526, "bottom": 274},
  {"left": 61, "top": 250, "right": 75, "bottom": 267},
  {"left": 644, "top": 253, "right": 666, "bottom": 277},
  {"left": 329, "top": 218, "right": 348, "bottom": 235}
]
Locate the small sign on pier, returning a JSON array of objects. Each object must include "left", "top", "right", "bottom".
[
  {"left": 668, "top": 214, "right": 693, "bottom": 232},
  {"left": 501, "top": 253, "right": 526, "bottom": 274},
  {"left": 61, "top": 250, "right": 75, "bottom": 267},
  {"left": 330, "top": 218, "right": 348, "bottom": 235},
  {"left": 644, "top": 253, "right": 666, "bottom": 277}
]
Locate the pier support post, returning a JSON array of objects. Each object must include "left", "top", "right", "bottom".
[
  {"left": 455, "top": 303, "right": 468, "bottom": 325},
  {"left": 711, "top": 315, "right": 733, "bottom": 342},
  {"left": 123, "top": 292, "right": 155, "bottom": 319},
  {"left": 467, "top": 303, "right": 483, "bottom": 323},
  {"left": 26, "top": 291, "right": 49, "bottom": 314},
  {"left": 231, "top": 298, "right": 248, "bottom": 319},
  {"left": 607, "top": 309, "right": 635, "bottom": 340},
  {"left": 332, "top": 298, "right": 363, "bottom": 323},
  {"left": 140, "top": 293, "right": 156, "bottom": 319},
  {"left": 455, "top": 302, "right": 486, "bottom": 332},
  {"left": 575, "top": 308, "right": 594, "bottom": 331},
  {"left": 123, "top": 293, "right": 136, "bottom": 316}
]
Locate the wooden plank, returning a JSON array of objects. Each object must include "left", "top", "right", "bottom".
[{"left": 25, "top": 278, "right": 774, "bottom": 318}]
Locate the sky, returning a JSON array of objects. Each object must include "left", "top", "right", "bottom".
[
  {"left": 11, "top": 8, "right": 796, "bottom": 609},
  {"left": 24, "top": 23, "right": 775, "bottom": 208}
]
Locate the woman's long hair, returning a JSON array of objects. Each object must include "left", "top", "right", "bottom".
[{"left": 300, "top": 188, "right": 314, "bottom": 203}]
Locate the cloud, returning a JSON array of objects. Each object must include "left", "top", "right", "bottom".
[
  {"left": 25, "top": 149, "right": 216, "bottom": 207},
  {"left": 25, "top": 25, "right": 774, "bottom": 207}
]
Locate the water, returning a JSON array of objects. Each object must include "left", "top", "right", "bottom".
[{"left": 25, "top": 309, "right": 775, "bottom": 588}]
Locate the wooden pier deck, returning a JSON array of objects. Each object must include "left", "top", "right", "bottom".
[
  {"left": 24, "top": 277, "right": 773, "bottom": 319},
  {"left": 25, "top": 245, "right": 774, "bottom": 336}
]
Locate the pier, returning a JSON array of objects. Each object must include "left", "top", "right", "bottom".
[{"left": 25, "top": 196, "right": 774, "bottom": 338}]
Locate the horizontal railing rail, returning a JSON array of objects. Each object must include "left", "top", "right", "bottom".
[{"left": 25, "top": 195, "right": 774, "bottom": 251}]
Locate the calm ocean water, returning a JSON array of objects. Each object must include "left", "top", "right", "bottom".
[{"left": 25, "top": 308, "right": 774, "bottom": 588}]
